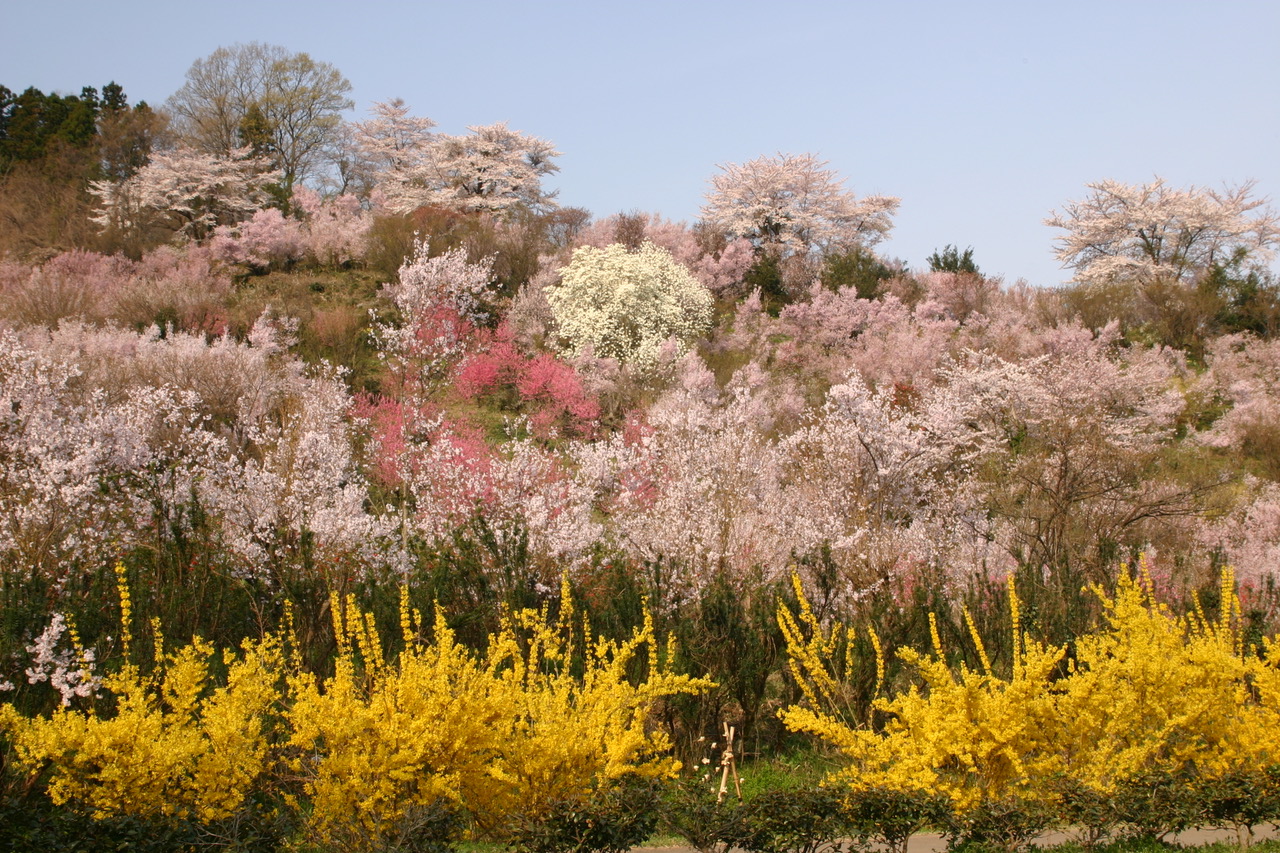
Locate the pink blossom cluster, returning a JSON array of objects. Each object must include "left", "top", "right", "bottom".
[
  {"left": 209, "top": 189, "right": 372, "bottom": 270},
  {"left": 0, "top": 246, "right": 231, "bottom": 330},
  {"left": 456, "top": 322, "right": 599, "bottom": 437}
]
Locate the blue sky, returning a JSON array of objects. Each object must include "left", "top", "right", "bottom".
[{"left": 4, "top": 0, "right": 1277, "bottom": 287}]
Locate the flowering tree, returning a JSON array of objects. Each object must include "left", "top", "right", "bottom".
[
  {"left": 963, "top": 335, "right": 1208, "bottom": 585},
  {"left": 209, "top": 207, "right": 305, "bottom": 270},
  {"left": 1046, "top": 177, "right": 1280, "bottom": 287},
  {"left": 577, "top": 375, "right": 796, "bottom": 594},
  {"left": 547, "top": 242, "right": 713, "bottom": 367},
  {"left": 376, "top": 242, "right": 497, "bottom": 391},
  {"left": 701, "top": 152, "right": 900, "bottom": 259},
  {"left": 90, "top": 146, "right": 279, "bottom": 242},
  {"left": 292, "top": 187, "right": 371, "bottom": 266},
  {"left": 455, "top": 322, "right": 600, "bottom": 438},
  {"left": 377, "top": 121, "right": 560, "bottom": 216},
  {"left": 0, "top": 246, "right": 233, "bottom": 331},
  {"left": 0, "top": 318, "right": 388, "bottom": 588},
  {"left": 349, "top": 98, "right": 437, "bottom": 197}
]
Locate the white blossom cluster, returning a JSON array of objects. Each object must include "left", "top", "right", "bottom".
[
  {"left": 547, "top": 242, "right": 713, "bottom": 367},
  {"left": 23, "top": 612, "right": 101, "bottom": 707},
  {"left": 0, "top": 318, "right": 391, "bottom": 586},
  {"left": 353, "top": 101, "right": 561, "bottom": 216},
  {"left": 90, "top": 146, "right": 280, "bottom": 241},
  {"left": 1046, "top": 177, "right": 1280, "bottom": 287},
  {"left": 701, "top": 152, "right": 900, "bottom": 258}
]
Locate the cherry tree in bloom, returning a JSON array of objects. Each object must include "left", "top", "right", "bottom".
[
  {"left": 347, "top": 98, "right": 438, "bottom": 200},
  {"left": 780, "top": 362, "right": 1015, "bottom": 597},
  {"left": 375, "top": 241, "right": 498, "bottom": 393},
  {"left": 89, "top": 146, "right": 279, "bottom": 242},
  {"left": 0, "top": 246, "right": 234, "bottom": 332},
  {"left": 363, "top": 245, "right": 600, "bottom": 576},
  {"left": 0, "top": 334, "right": 149, "bottom": 581},
  {"left": 700, "top": 152, "right": 900, "bottom": 259},
  {"left": 774, "top": 288, "right": 960, "bottom": 393},
  {"left": 376, "top": 121, "right": 561, "bottom": 216},
  {"left": 353, "top": 99, "right": 438, "bottom": 175},
  {"left": 962, "top": 332, "right": 1204, "bottom": 582},
  {"left": 292, "top": 186, "right": 371, "bottom": 266},
  {"left": 1197, "top": 333, "right": 1280, "bottom": 458},
  {"left": 22, "top": 612, "right": 101, "bottom": 707},
  {"left": 209, "top": 207, "right": 305, "bottom": 270},
  {"left": 206, "top": 360, "right": 392, "bottom": 581},
  {"left": 1046, "top": 177, "right": 1280, "bottom": 288},
  {"left": 570, "top": 360, "right": 799, "bottom": 596},
  {"left": 547, "top": 242, "right": 713, "bottom": 367},
  {"left": 365, "top": 244, "right": 499, "bottom": 535},
  {"left": 1198, "top": 480, "right": 1280, "bottom": 614}
]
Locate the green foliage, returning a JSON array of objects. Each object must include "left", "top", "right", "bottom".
[
  {"left": 1108, "top": 769, "right": 1204, "bottom": 843},
  {"left": 1205, "top": 251, "right": 1280, "bottom": 339},
  {"left": 0, "top": 791, "right": 284, "bottom": 853},
  {"left": 822, "top": 245, "right": 897, "bottom": 299},
  {"left": 745, "top": 252, "right": 790, "bottom": 315},
  {"left": 843, "top": 786, "right": 951, "bottom": 853},
  {"left": 661, "top": 771, "right": 746, "bottom": 853},
  {"left": 673, "top": 570, "right": 789, "bottom": 748},
  {"left": 928, "top": 244, "right": 980, "bottom": 275},
  {"left": 0, "top": 84, "right": 108, "bottom": 166},
  {"left": 733, "top": 786, "right": 852, "bottom": 853},
  {"left": 942, "top": 793, "right": 1055, "bottom": 853},
  {"left": 510, "top": 775, "right": 660, "bottom": 853},
  {"left": 1196, "top": 767, "right": 1280, "bottom": 846}
]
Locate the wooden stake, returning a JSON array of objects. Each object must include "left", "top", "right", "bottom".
[{"left": 717, "top": 721, "right": 741, "bottom": 803}]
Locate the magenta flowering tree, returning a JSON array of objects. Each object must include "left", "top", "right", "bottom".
[{"left": 455, "top": 322, "right": 599, "bottom": 438}]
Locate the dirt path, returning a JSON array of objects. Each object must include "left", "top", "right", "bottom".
[{"left": 639, "top": 824, "right": 1278, "bottom": 853}]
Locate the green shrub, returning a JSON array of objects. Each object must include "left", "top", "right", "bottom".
[
  {"left": 509, "top": 775, "right": 660, "bottom": 853},
  {"left": 733, "top": 786, "right": 852, "bottom": 853}
]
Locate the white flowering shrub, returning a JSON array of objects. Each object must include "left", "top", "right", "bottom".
[{"left": 547, "top": 242, "right": 712, "bottom": 367}]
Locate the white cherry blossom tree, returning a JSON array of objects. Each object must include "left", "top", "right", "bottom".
[
  {"left": 700, "top": 152, "right": 900, "bottom": 259},
  {"left": 546, "top": 242, "right": 713, "bottom": 367},
  {"left": 89, "top": 146, "right": 278, "bottom": 242},
  {"left": 1046, "top": 177, "right": 1279, "bottom": 287},
  {"left": 376, "top": 121, "right": 560, "bottom": 216}
]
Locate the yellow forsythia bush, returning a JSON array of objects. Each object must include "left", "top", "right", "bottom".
[
  {"left": 2, "top": 632, "right": 283, "bottom": 822},
  {"left": 1056, "top": 568, "right": 1247, "bottom": 790},
  {"left": 780, "top": 561, "right": 1280, "bottom": 814},
  {"left": 0, "top": 573, "right": 708, "bottom": 849},
  {"left": 287, "top": 584, "right": 709, "bottom": 847},
  {"left": 476, "top": 594, "right": 704, "bottom": 829},
  {"left": 781, "top": 575, "right": 1063, "bottom": 810},
  {"left": 283, "top": 592, "right": 510, "bottom": 849}
]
